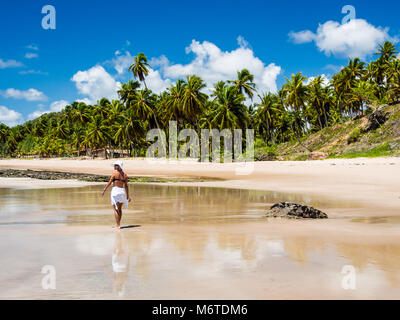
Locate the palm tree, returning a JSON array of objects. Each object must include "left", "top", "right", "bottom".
[
  {"left": 129, "top": 89, "right": 154, "bottom": 121},
  {"left": 113, "top": 122, "right": 128, "bottom": 158},
  {"left": 387, "top": 59, "right": 400, "bottom": 103},
  {"left": 123, "top": 110, "right": 145, "bottom": 156},
  {"left": 129, "top": 53, "right": 150, "bottom": 89},
  {"left": 118, "top": 80, "right": 140, "bottom": 108},
  {"left": 53, "top": 119, "right": 69, "bottom": 140},
  {"left": 95, "top": 98, "right": 111, "bottom": 119},
  {"left": 345, "top": 58, "right": 366, "bottom": 80},
  {"left": 281, "top": 72, "right": 311, "bottom": 151},
  {"left": 0, "top": 124, "right": 10, "bottom": 156},
  {"left": 209, "top": 83, "right": 248, "bottom": 130},
  {"left": 254, "top": 93, "right": 280, "bottom": 142},
  {"left": 375, "top": 41, "right": 398, "bottom": 62},
  {"left": 181, "top": 75, "right": 208, "bottom": 124},
  {"left": 307, "top": 76, "right": 333, "bottom": 129},
  {"left": 348, "top": 81, "right": 377, "bottom": 113},
  {"left": 73, "top": 102, "right": 90, "bottom": 125},
  {"left": 71, "top": 126, "right": 85, "bottom": 157},
  {"left": 86, "top": 115, "right": 110, "bottom": 158},
  {"left": 371, "top": 42, "right": 399, "bottom": 97},
  {"left": 228, "top": 69, "right": 256, "bottom": 100}
]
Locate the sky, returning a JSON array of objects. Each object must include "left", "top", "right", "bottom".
[{"left": 0, "top": 0, "right": 399, "bottom": 126}]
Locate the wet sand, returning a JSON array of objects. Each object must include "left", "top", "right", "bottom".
[
  {"left": 1, "top": 157, "right": 400, "bottom": 212},
  {"left": 0, "top": 182, "right": 399, "bottom": 299}
]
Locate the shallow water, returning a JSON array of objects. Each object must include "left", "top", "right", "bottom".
[{"left": 0, "top": 183, "right": 399, "bottom": 299}]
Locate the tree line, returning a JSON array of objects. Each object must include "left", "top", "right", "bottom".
[{"left": 0, "top": 42, "right": 399, "bottom": 158}]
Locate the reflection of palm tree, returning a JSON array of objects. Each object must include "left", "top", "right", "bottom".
[{"left": 103, "top": 232, "right": 130, "bottom": 297}]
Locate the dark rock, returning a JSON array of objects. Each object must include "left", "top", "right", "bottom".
[{"left": 265, "top": 202, "right": 328, "bottom": 219}]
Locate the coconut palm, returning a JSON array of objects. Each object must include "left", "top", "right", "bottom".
[
  {"left": 118, "top": 80, "right": 141, "bottom": 108},
  {"left": 375, "top": 41, "right": 398, "bottom": 62},
  {"left": 86, "top": 115, "right": 110, "bottom": 157},
  {"left": 209, "top": 83, "right": 248, "bottom": 130},
  {"left": 254, "top": 93, "right": 280, "bottom": 142},
  {"left": 228, "top": 69, "right": 256, "bottom": 100},
  {"left": 73, "top": 102, "right": 91, "bottom": 125},
  {"left": 129, "top": 53, "right": 150, "bottom": 89},
  {"left": 281, "top": 72, "right": 311, "bottom": 151},
  {"left": 123, "top": 110, "right": 145, "bottom": 156},
  {"left": 129, "top": 89, "right": 154, "bottom": 121},
  {"left": 53, "top": 119, "right": 69, "bottom": 139},
  {"left": 181, "top": 75, "right": 208, "bottom": 123}
]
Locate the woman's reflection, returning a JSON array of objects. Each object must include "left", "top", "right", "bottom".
[{"left": 103, "top": 231, "right": 130, "bottom": 297}]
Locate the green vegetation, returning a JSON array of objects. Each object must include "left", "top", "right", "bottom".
[
  {"left": 347, "top": 128, "right": 363, "bottom": 144},
  {"left": 0, "top": 42, "right": 400, "bottom": 160},
  {"left": 330, "top": 143, "right": 393, "bottom": 159}
]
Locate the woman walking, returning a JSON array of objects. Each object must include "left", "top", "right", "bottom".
[{"left": 102, "top": 160, "right": 131, "bottom": 229}]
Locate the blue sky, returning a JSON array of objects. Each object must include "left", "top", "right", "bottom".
[{"left": 1, "top": 0, "right": 399, "bottom": 126}]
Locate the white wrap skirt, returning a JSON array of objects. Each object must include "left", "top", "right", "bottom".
[{"left": 111, "top": 187, "right": 128, "bottom": 210}]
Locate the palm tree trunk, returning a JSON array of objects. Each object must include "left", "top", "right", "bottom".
[
  {"left": 316, "top": 108, "right": 323, "bottom": 130},
  {"left": 293, "top": 117, "right": 312, "bottom": 152},
  {"left": 323, "top": 106, "right": 329, "bottom": 127}
]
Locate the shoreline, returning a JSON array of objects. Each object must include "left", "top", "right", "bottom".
[{"left": 1, "top": 157, "right": 400, "bottom": 213}]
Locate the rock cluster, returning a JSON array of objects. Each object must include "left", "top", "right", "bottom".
[{"left": 265, "top": 202, "right": 328, "bottom": 219}]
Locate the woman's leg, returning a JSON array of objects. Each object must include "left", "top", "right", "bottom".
[
  {"left": 116, "top": 202, "right": 123, "bottom": 228},
  {"left": 113, "top": 205, "right": 120, "bottom": 228}
]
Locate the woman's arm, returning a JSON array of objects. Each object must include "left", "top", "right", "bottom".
[
  {"left": 102, "top": 174, "right": 114, "bottom": 196},
  {"left": 124, "top": 175, "right": 131, "bottom": 202}
]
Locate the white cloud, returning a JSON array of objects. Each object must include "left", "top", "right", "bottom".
[
  {"left": 49, "top": 100, "right": 69, "bottom": 112},
  {"left": 289, "top": 19, "right": 395, "bottom": 59},
  {"left": 0, "top": 88, "right": 47, "bottom": 101},
  {"left": 71, "top": 65, "right": 121, "bottom": 104},
  {"left": 0, "top": 106, "right": 24, "bottom": 127},
  {"left": 146, "top": 69, "right": 171, "bottom": 93},
  {"left": 75, "top": 98, "right": 93, "bottom": 105},
  {"left": 25, "top": 44, "right": 39, "bottom": 51},
  {"left": 111, "top": 51, "right": 134, "bottom": 75},
  {"left": 289, "top": 30, "right": 316, "bottom": 44},
  {"left": 305, "top": 74, "right": 330, "bottom": 87},
  {"left": 28, "top": 100, "right": 69, "bottom": 120},
  {"left": 0, "top": 58, "right": 23, "bottom": 69},
  {"left": 25, "top": 53, "right": 39, "bottom": 59},
  {"left": 324, "top": 64, "right": 343, "bottom": 73},
  {"left": 19, "top": 70, "right": 48, "bottom": 75},
  {"left": 155, "top": 38, "right": 281, "bottom": 94}
]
